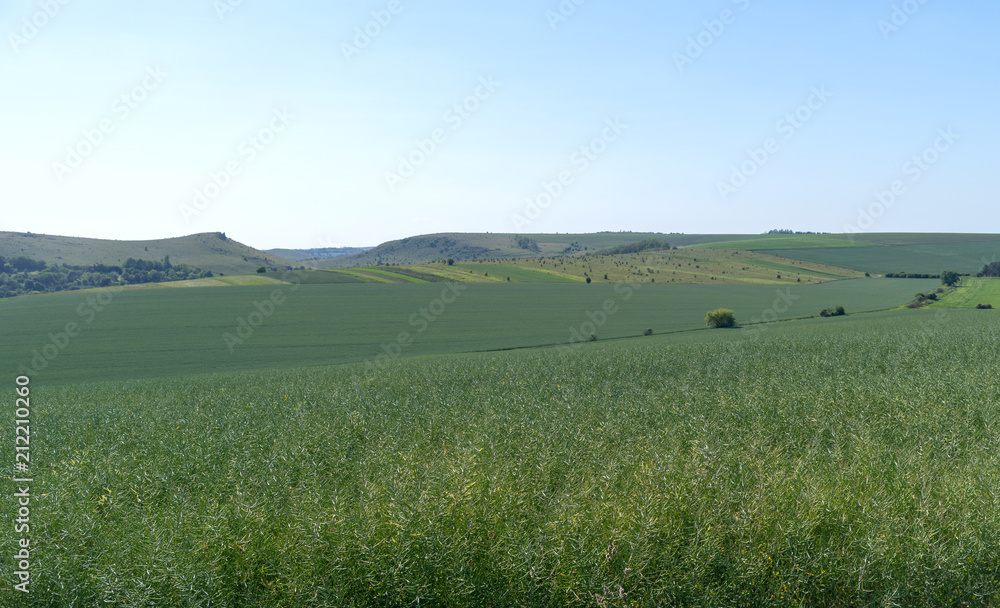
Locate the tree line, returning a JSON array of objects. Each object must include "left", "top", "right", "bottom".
[{"left": 0, "top": 255, "right": 211, "bottom": 298}]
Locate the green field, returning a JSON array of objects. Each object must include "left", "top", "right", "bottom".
[
  {"left": 4, "top": 234, "right": 999, "bottom": 606},
  {"left": 5, "top": 310, "right": 1000, "bottom": 606},
  {"left": 2, "top": 279, "right": 939, "bottom": 385},
  {"left": 932, "top": 278, "right": 1000, "bottom": 309},
  {"left": 758, "top": 241, "right": 1000, "bottom": 275},
  {"left": 691, "top": 236, "right": 876, "bottom": 250}
]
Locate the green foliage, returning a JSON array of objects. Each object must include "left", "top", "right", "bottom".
[
  {"left": 514, "top": 235, "right": 541, "bottom": 252},
  {"left": 820, "top": 305, "right": 846, "bottom": 317},
  {"left": 0, "top": 256, "right": 209, "bottom": 298},
  {"left": 978, "top": 262, "right": 1000, "bottom": 277},
  {"left": 941, "top": 269, "right": 960, "bottom": 286},
  {"left": 256, "top": 266, "right": 267, "bottom": 274},
  {"left": 975, "top": 303, "right": 993, "bottom": 309},
  {"left": 593, "top": 238, "right": 671, "bottom": 256},
  {"left": 705, "top": 307, "right": 737, "bottom": 328}
]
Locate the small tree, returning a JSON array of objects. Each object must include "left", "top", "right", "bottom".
[
  {"left": 256, "top": 266, "right": 266, "bottom": 274},
  {"left": 941, "top": 270, "right": 960, "bottom": 287},
  {"left": 705, "top": 308, "right": 737, "bottom": 328},
  {"left": 447, "top": 258, "right": 455, "bottom": 266}
]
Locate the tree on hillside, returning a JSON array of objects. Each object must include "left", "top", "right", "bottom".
[{"left": 941, "top": 270, "right": 960, "bottom": 287}]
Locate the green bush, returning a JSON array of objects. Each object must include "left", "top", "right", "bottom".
[{"left": 705, "top": 308, "right": 737, "bottom": 328}]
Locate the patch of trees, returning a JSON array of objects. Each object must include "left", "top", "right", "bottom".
[
  {"left": 884, "top": 272, "right": 939, "bottom": 279},
  {"left": 595, "top": 239, "right": 671, "bottom": 256},
  {"left": 819, "top": 306, "right": 846, "bottom": 317},
  {"left": 0, "top": 255, "right": 211, "bottom": 298},
  {"left": 514, "top": 236, "right": 541, "bottom": 253},
  {"left": 884, "top": 270, "right": 964, "bottom": 285},
  {"left": 977, "top": 262, "right": 1000, "bottom": 277},
  {"left": 908, "top": 288, "right": 945, "bottom": 308}
]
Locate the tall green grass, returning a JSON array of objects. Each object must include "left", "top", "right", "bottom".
[{"left": 3, "top": 310, "right": 1000, "bottom": 606}]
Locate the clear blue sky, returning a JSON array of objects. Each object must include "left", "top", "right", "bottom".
[{"left": 1, "top": 0, "right": 997, "bottom": 248}]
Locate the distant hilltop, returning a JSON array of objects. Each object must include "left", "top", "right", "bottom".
[{"left": 0, "top": 232, "right": 299, "bottom": 276}]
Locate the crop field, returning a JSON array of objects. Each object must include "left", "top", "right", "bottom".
[
  {"left": 4, "top": 310, "right": 999, "bottom": 606},
  {"left": 755, "top": 241, "right": 1000, "bottom": 275},
  {"left": 932, "top": 278, "right": 1000, "bottom": 309},
  {"left": 1, "top": 279, "right": 938, "bottom": 385},
  {"left": 689, "top": 236, "right": 875, "bottom": 250}
]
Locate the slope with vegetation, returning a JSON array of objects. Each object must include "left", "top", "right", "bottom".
[
  {"left": 0, "top": 255, "right": 212, "bottom": 297},
  {"left": 0, "top": 231, "right": 299, "bottom": 276},
  {"left": 315, "top": 232, "right": 673, "bottom": 267}
]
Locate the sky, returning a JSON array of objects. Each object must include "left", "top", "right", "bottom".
[{"left": 1, "top": 0, "right": 997, "bottom": 249}]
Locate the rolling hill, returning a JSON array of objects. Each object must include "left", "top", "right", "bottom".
[
  {"left": 314, "top": 232, "right": 673, "bottom": 267},
  {"left": 0, "top": 231, "right": 300, "bottom": 276}
]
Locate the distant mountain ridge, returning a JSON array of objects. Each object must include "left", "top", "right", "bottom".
[
  {"left": 0, "top": 232, "right": 299, "bottom": 276},
  {"left": 265, "top": 246, "right": 373, "bottom": 262}
]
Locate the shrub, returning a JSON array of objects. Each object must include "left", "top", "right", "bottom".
[
  {"left": 975, "top": 303, "right": 993, "bottom": 309},
  {"left": 586, "top": 277, "right": 591, "bottom": 284},
  {"left": 447, "top": 259, "right": 455, "bottom": 266},
  {"left": 834, "top": 305, "right": 845, "bottom": 316},
  {"left": 256, "top": 267, "right": 266, "bottom": 274},
  {"left": 979, "top": 262, "right": 1000, "bottom": 277},
  {"left": 643, "top": 328, "right": 653, "bottom": 336},
  {"left": 705, "top": 308, "right": 737, "bottom": 328}
]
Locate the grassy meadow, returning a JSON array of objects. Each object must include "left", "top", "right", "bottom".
[
  {"left": 932, "top": 278, "right": 1000, "bottom": 309},
  {"left": 3, "top": 310, "right": 1000, "bottom": 606}
]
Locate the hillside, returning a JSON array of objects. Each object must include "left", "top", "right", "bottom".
[
  {"left": 315, "top": 232, "right": 672, "bottom": 267},
  {"left": 0, "top": 231, "right": 300, "bottom": 276}
]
